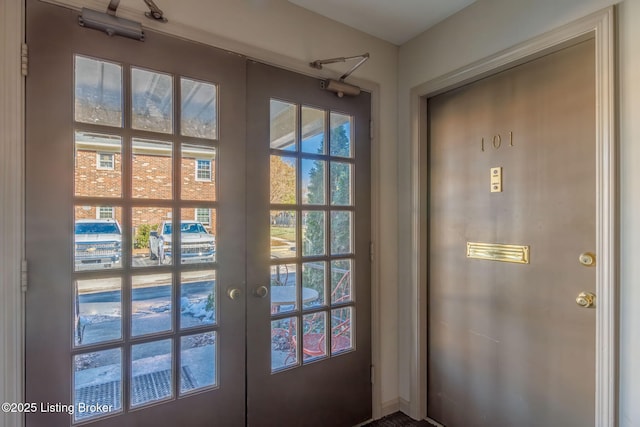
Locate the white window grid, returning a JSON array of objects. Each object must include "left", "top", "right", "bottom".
[
  {"left": 97, "top": 206, "right": 115, "bottom": 219},
  {"left": 97, "top": 152, "right": 115, "bottom": 170},
  {"left": 195, "top": 159, "right": 212, "bottom": 181},
  {"left": 195, "top": 208, "right": 211, "bottom": 225}
]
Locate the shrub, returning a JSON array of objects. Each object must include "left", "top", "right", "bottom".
[
  {"left": 206, "top": 292, "right": 215, "bottom": 312},
  {"left": 134, "top": 223, "right": 158, "bottom": 249}
]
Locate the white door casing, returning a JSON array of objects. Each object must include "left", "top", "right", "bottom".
[{"left": 0, "top": 1, "right": 26, "bottom": 426}]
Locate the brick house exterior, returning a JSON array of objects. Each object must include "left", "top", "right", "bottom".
[{"left": 74, "top": 134, "right": 217, "bottom": 234}]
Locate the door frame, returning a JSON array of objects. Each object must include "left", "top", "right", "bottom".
[
  {"left": 0, "top": 0, "right": 384, "bottom": 425},
  {"left": 0, "top": 0, "right": 26, "bottom": 425},
  {"left": 408, "top": 7, "right": 616, "bottom": 426}
]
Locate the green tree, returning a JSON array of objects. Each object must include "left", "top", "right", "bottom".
[{"left": 304, "top": 125, "right": 351, "bottom": 303}]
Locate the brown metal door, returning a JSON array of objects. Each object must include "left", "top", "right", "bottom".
[
  {"left": 246, "top": 61, "right": 372, "bottom": 427},
  {"left": 427, "top": 39, "right": 596, "bottom": 426},
  {"left": 26, "top": 1, "right": 246, "bottom": 425}
]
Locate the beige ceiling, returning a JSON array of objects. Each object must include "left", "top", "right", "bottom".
[{"left": 288, "top": 0, "right": 476, "bottom": 45}]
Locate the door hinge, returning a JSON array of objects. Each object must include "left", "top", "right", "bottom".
[
  {"left": 369, "top": 241, "right": 374, "bottom": 262},
  {"left": 370, "top": 365, "right": 375, "bottom": 384},
  {"left": 21, "top": 43, "right": 28, "bottom": 77},
  {"left": 21, "top": 259, "right": 28, "bottom": 293},
  {"left": 369, "top": 119, "right": 373, "bottom": 140}
]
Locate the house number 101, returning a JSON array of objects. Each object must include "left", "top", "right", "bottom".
[{"left": 481, "top": 132, "right": 514, "bottom": 152}]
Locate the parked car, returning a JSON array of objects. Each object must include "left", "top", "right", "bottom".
[
  {"left": 149, "top": 220, "right": 215, "bottom": 264},
  {"left": 74, "top": 219, "right": 122, "bottom": 270}
]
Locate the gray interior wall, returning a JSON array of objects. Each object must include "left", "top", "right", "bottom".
[{"left": 397, "top": 1, "right": 639, "bottom": 425}]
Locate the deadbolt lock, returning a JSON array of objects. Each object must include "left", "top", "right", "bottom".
[
  {"left": 576, "top": 292, "right": 596, "bottom": 308},
  {"left": 579, "top": 252, "right": 596, "bottom": 267}
]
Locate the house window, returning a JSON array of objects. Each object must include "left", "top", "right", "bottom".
[
  {"left": 97, "top": 206, "right": 115, "bottom": 219},
  {"left": 97, "top": 152, "right": 115, "bottom": 170},
  {"left": 195, "top": 159, "right": 212, "bottom": 181},
  {"left": 195, "top": 208, "right": 211, "bottom": 226}
]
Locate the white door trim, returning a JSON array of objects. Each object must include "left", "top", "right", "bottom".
[
  {"left": 408, "top": 7, "right": 616, "bottom": 426},
  {"left": 0, "top": 0, "right": 25, "bottom": 426}
]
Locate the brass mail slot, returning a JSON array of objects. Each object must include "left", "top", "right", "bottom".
[{"left": 466, "top": 242, "right": 530, "bottom": 264}]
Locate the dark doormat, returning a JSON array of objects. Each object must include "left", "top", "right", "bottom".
[
  {"left": 363, "top": 411, "right": 437, "bottom": 427},
  {"left": 74, "top": 366, "right": 196, "bottom": 421}
]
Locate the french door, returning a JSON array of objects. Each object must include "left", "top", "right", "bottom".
[
  {"left": 25, "top": 1, "right": 371, "bottom": 426},
  {"left": 246, "top": 62, "right": 372, "bottom": 426}
]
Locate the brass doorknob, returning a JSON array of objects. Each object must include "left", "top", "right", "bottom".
[
  {"left": 576, "top": 292, "right": 596, "bottom": 308},
  {"left": 254, "top": 285, "right": 269, "bottom": 298},
  {"left": 227, "top": 288, "right": 241, "bottom": 300},
  {"left": 579, "top": 252, "right": 596, "bottom": 267}
]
